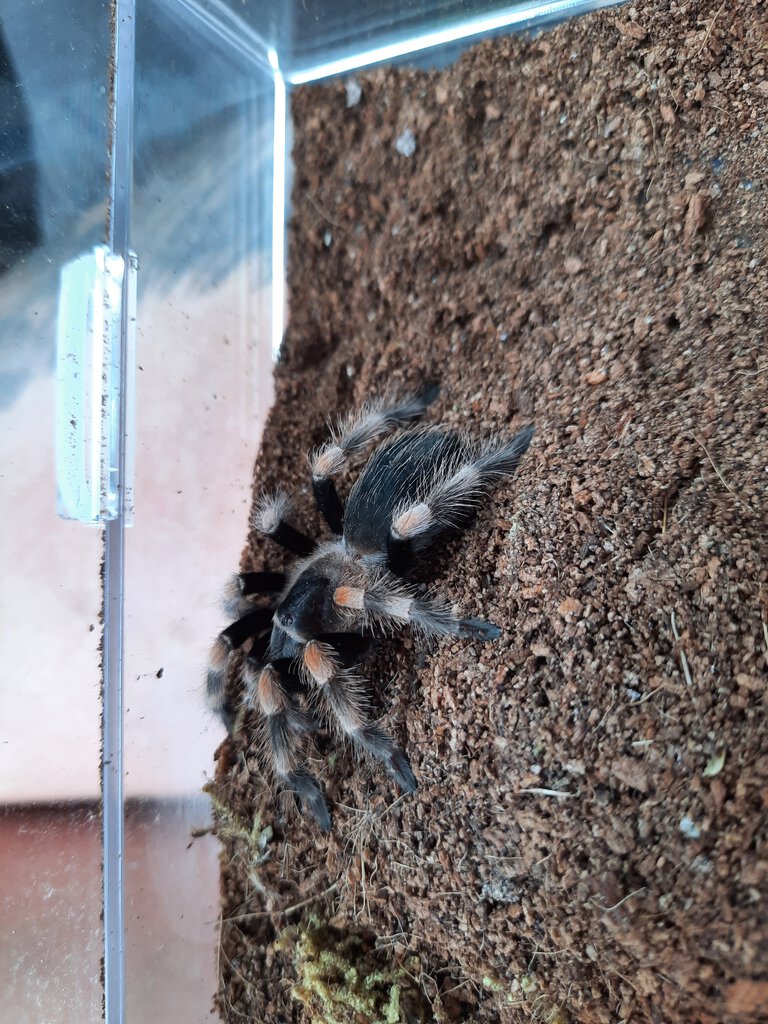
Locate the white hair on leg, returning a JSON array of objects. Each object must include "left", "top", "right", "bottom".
[
  {"left": 390, "top": 424, "right": 534, "bottom": 544},
  {"left": 310, "top": 387, "right": 438, "bottom": 480},
  {"left": 251, "top": 490, "right": 292, "bottom": 535}
]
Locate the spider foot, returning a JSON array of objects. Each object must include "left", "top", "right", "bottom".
[
  {"left": 455, "top": 617, "right": 501, "bottom": 640},
  {"left": 357, "top": 725, "right": 417, "bottom": 793},
  {"left": 288, "top": 770, "right": 331, "bottom": 831}
]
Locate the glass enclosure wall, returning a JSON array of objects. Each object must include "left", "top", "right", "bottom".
[
  {"left": 124, "top": 3, "right": 276, "bottom": 1020},
  {"left": 0, "top": 3, "right": 112, "bottom": 1022},
  {"left": 217, "top": 0, "right": 624, "bottom": 81}
]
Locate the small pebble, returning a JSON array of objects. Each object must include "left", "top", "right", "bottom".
[
  {"left": 679, "top": 817, "right": 702, "bottom": 840},
  {"left": 345, "top": 79, "right": 362, "bottom": 107},
  {"left": 395, "top": 128, "right": 417, "bottom": 157}
]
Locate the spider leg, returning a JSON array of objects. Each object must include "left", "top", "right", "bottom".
[
  {"left": 301, "top": 639, "right": 417, "bottom": 794},
  {"left": 310, "top": 477, "right": 345, "bottom": 537},
  {"left": 270, "top": 657, "right": 311, "bottom": 697},
  {"left": 220, "top": 606, "right": 276, "bottom": 648},
  {"left": 205, "top": 606, "right": 276, "bottom": 726},
  {"left": 222, "top": 571, "right": 286, "bottom": 619},
  {"left": 315, "top": 632, "right": 372, "bottom": 665},
  {"left": 205, "top": 634, "right": 233, "bottom": 724},
  {"left": 251, "top": 491, "right": 315, "bottom": 556},
  {"left": 310, "top": 384, "right": 439, "bottom": 535},
  {"left": 387, "top": 425, "right": 534, "bottom": 566},
  {"left": 244, "top": 658, "right": 331, "bottom": 830},
  {"left": 334, "top": 579, "right": 501, "bottom": 640}
]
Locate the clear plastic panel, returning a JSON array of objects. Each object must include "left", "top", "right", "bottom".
[
  {"left": 0, "top": 2, "right": 112, "bottom": 1021},
  {"left": 124, "top": 2, "right": 276, "bottom": 1019}
]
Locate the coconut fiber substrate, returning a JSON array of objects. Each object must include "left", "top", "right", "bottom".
[{"left": 208, "top": 1, "right": 768, "bottom": 1021}]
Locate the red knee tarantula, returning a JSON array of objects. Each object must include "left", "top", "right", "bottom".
[{"left": 206, "top": 386, "right": 532, "bottom": 829}]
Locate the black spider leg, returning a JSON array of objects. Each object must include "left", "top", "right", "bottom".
[
  {"left": 223, "top": 570, "right": 288, "bottom": 619},
  {"left": 247, "top": 645, "right": 315, "bottom": 705},
  {"left": 245, "top": 653, "right": 331, "bottom": 832},
  {"left": 312, "top": 476, "right": 344, "bottom": 536},
  {"left": 310, "top": 383, "right": 440, "bottom": 536},
  {"left": 300, "top": 633, "right": 416, "bottom": 795},
  {"left": 249, "top": 631, "right": 273, "bottom": 667},
  {"left": 269, "top": 521, "right": 314, "bottom": 556},
  {"left": 220, "top": 607, "right": 275, "bottom": 648},
  {"left": 241, "top": 624, "right": 332, "bottom": 830},
  {"left": 334, "top": 576, "right": 501, "bottom": 640},
  {"left": 239, "top": 571, "right": 286, "bottom": 594},
  {"left": 386, "top": 535, "right": 414, "bottom": 577},
  {"left": 206, "top": 605, "right": 277, "bottom": 729},
  {"left": 386, "top": 424, "right": 535, "bottom": 576},
  {"left": 270, "top": 656, "right": 311, "bottom": 698},
  {"left": 315, "top": 632, "right": 372, "bottom": 666},
  {"left": 251, "top": 492, "right": 315, "bottom": 556}
]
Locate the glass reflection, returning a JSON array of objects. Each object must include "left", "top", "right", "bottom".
[
  {"left": 213, "top": 0, "right": 621, "bottom": 81},
  {"left": 0, "top": 26, "right": 41, "bottom": 273}
]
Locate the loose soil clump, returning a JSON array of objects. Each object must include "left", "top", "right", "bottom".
[{"left": 211, "top": 1, "right": 768, "bottom": 1021}]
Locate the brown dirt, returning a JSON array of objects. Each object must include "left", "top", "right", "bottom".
[{"left": 210, "top": 1, "right": 768, "bottom": 1021}]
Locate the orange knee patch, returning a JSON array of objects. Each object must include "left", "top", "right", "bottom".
[
  {"left": 257, "top": 665, "right": 287, "bottom": 715},
  {"left": 209, "top": 635, "right": 231, "bottom": 671},
  {"left": 334, "top": 585, "right": 365, "bottom": 610},
  {"left": 393, "top": 501, "right": 434, "bottom": 538},
  {"left": 303, "top": 641, "right": 338, "bottom": 684}
]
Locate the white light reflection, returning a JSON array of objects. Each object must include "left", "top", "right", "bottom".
[{"left": 287, "top": 0, "right": 622, "bottom": 84}]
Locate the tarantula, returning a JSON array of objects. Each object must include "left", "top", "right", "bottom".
[{"left": 206, "top": 386, "right": 532, "bottom": 829}]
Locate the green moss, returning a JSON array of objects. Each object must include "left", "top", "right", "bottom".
[
  {"left": 208, "top": 794, "right": 273, "bottom": 860},
  {"left": 276, "top": 915, "right": 429, "bottom": 1024},
  {"left": 207, "top": 793, "right": 274, "bottom": 899}
]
